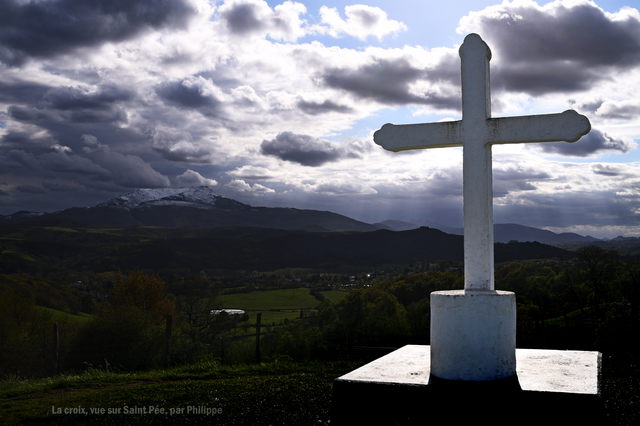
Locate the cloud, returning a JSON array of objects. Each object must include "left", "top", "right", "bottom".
[
  {"left": 317, "top": 5, "right": 407, "bottom": 41},
  {"left": 156, "top": 142, "right": 217, "bottom": 163},
  {"left": 458, "top": 0, "right": 640, "bottom": 95},
  {"left": 7, "top": 105, "right": 52, "bottom": 122},
  {"left": 81, "top": 137, "right": 171, "bottom": 188},
  {"left": 150, "top": 127, "right": 216, "bottom": 163},
  {"left": 6, "top": 85, "right": 131, "bottom": 125},
  {"left": 42, "top": 181, "right": 76, "bottom": 192},
  {"left": 218, "top": 0, "right": 308, "bottom": 41},
  {"left": 44, "top": 85, "right": 133, "bottom": 111},
  {"left": 297, "top": 99, "right": 353, "bottom": 115},
  {"left": 227, "top": 165, "right": 273, "bottom": 180},
  {"left": 39, "top": 150, "right": 108, "bottom": 175},
  {"left": 41, "top": 85, "right": 132, "bottom": 123},
  {"left": 0, "top": 80, "right": 50, "bottom": 105},
  {"left": 592, "top": 164, "right": 622, "bottom": 177},
  {"left": 16, "top": 184, "right": 45, "bottom": 194},
  {"left": 321, "top": 58, "right": 459, "bottom": 108},
  {"left": 591, "top": 100, "right": 640, "bottom": 120},
  {"left": 226, "top": 178, "right": 274, "bottom": 195},
  {"left": 0, "top": 0, "right": 196, "bottom": 66},
  {"left": 156, "top": 76, "right": 224, "bottom": 117},
  {"left": 260, "top": 131, "right": 366, "bottom": 166},
  {"left": 175, "top": 169, "right": 218, "bottom": 186},
  {"left": 303, "top": 178, "right": 377, "bottom": 196},
  {"left": 534, "top": 128, "right": 637, "bottom": 157},
  {"left": 0, "top": 150, "right": 38, "bottom": 168},
  {"left": 493, "top": 166, "right": 551, "bottom": 197}
]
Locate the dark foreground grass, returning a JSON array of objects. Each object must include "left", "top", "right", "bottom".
[
  {"left": 1, "top": 353, "right": 638, "bottom": 425},
  {"left": 0, "top": 360, "right": 364, "bottom": 426}
]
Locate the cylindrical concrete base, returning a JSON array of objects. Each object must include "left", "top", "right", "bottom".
[{"left": 430, "top": 290, "right": 516, "bottom": 381}]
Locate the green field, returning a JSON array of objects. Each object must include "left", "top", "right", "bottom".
[
  {"left": 216, "top": 288, "right": 347, "bottom": 334},
  {"left": 38, "top": 306, "right": 94, "bottom": 324},
  {"left": 319, "top": 290, "right": 348, "bottom": 303},
  {"left": 2, "top": 249, "right": 35, "bottom": 262},
  {"left": 218, "top": 288, "right": 319, "bottom": 330},
  {"left": 42, "top": 227, "right": 79, "bottom": 233},
  {"left": 218, "top": 288, "right": 319, "bottom": 311}
]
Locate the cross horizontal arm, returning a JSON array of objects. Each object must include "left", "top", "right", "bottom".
[
  {"left": 488, "top": 109, "right": 591, "bottom": 145},
  {"left": 373, "top": 121, "right": 463, "bottom": 152}
]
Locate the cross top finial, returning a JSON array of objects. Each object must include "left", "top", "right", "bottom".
[{"left": 459, "top": 33, "right": 491, "bottom": 61}]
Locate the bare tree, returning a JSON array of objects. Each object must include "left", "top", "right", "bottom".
[{"left": 177, "top": 290, "right": 240, "bottom": 344}]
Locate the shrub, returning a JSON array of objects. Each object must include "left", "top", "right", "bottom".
[{"left": 64, "top": 305, "right": 165, "bottom": 372}]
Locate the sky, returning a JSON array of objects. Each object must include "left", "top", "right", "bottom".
[{"left": 0, "top": 0, "right": 639, "bottom": 238}]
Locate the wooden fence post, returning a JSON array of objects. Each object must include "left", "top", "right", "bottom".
[
  {"left": 164, "top": 314, "right": 172, "bottom": 369},
  {"left": 255, "top": 313, "right": 262, "bottom": 364},
  {"left": 340, "top": 309, "right": 350, "bottom": 360},
  {"left": 53, "top": 322, "right": 59, "bottom": 376},
  {"left": 220, "top": 337, "right": 224, "bottom": 365}
]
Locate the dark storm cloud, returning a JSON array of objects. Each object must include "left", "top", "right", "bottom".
[
  {"left": 493, "top": 63, "right": 600, "bottom": 95},
  {"left": 220, "top": 3, "right": 264, "bottom": 36},
  {"left": 535, "top": 128, "right": 634, "bottom": 157},
  {"left": 493, "top": 168, "right": 550, "bottom": 197},
  {"left": 0, "top": 0, "right": 195, "bottom": 65},
  {"left": 321, "top": 58, "right": 459, "bottom": 108},
  {"left": 42, "top": 181, "right": 76, "bottom": 192},
  {"left": 7, "top": 84, "right": 132, "bottom": 124},
  {"left": 297, "top": 100, "right": 353, "bottom": 115},
  {"left": 7, "top": 106, "right": 51, "bottom": 122},
  {"left": 16, "top": 184, "right": 46, "bottom": 194},
  {"left": 79, "top": 142, "right": 171, "bottom": 188},
  {"left": 0, "top": 81, "right": 51, "bottom": 104},
  {"left": 43, "top": 85, "right": 133, "bottom": 111},
  {"left": 495, "top": 190, "right": 640, "bottom": 228},
  {"left": 260, "top": 132, "right": 367, "bottom": 167},
  {"left": 156, "top": 79, "right": 222, "bottom": 117},
  {"left": 0, "top": 150, "right": 38, "bottom": 168},
  {"left": 470, "top": 2, "right": 640, "bottom": 95},
  {"left": 597, "top": 104, "right": 640, "bottom": 120}
]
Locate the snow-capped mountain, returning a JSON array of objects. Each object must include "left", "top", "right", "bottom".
[
  {"left": 96, "top": 186, "right": 223, "bottom": 210},
  {"left": 0, "top": 187, "right": 611, "bottom": 242},
  {"left": 96, "top": 186, "right": 229, "bottom": 209},
  {"left": 0, "top": 186, "right": 378, "bottom": 232}
]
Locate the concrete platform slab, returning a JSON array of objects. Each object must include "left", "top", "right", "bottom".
[{"left": 331, "top": 345, "right": 605, "bottom": 425}]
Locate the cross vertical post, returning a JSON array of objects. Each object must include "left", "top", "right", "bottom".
[{"left": 460, "top": 35, "right": 494, "bottom": 291}]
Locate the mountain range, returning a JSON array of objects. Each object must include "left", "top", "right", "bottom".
[{"left": 0, "top": 186, "right": 613, "bottom": 244}]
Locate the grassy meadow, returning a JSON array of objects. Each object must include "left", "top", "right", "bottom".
[
  {"left": 0, "top": 359, "right": 364, "bottom": 426},
  {"left": 38, "top": 306, "right": 94, "bottom": 324},
  {"left": 216, "top": 288, "right": 348, "bottom": 331}
]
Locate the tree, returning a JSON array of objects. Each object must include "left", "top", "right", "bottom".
[
  {"left": 0, "top": 291, "right": 54, "bottom": 377},
  {"left": 619, "top": 256, "right": 640, "bottom": 325},
  {"left": 575, "top": 246, "right": 618, "bottom": 321},
  {"left": 112, "top": 269, "right": 174, "bottom": 324},
  {"left": 176, "top": 290, "right": 234, "bottom": 345}
]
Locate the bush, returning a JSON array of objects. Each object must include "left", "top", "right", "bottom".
[
  {"left": 261, "top": 322, "right": 324, "bottom": 361},
  {"left": 0, "top": 291, "right": 55, "bottom": 378},
  {"left": 64, "top": 305, "right": 165, "bottom": 372},
  {"left": 112, "top": 269, "right": 174, "bottom": 324}
]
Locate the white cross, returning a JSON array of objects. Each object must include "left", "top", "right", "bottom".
[{"left": 374, "top": 33, "right": 590, "bottom": 291}]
